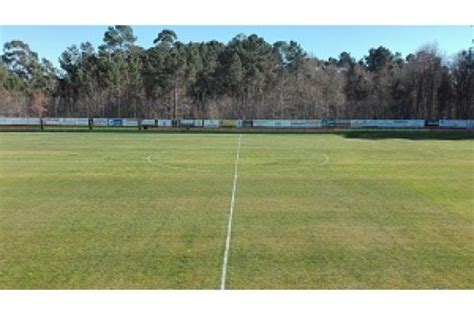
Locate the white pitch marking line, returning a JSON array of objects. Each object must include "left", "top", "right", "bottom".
[
  {"left": 220, "top": 134, "right": 242, "bottom": 290},
  {"left": 145, "top": 153, "right": 210, "bottom": 172},
  {"left": 319, "top": 154, "right": 329, "bottom": 166}
]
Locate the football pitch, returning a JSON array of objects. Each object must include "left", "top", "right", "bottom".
[{"left": 0, "top": 131, "right": 473, "bottom": 289}]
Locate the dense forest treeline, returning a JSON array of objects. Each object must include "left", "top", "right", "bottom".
[{"left": 0, "top": 26, "right": 473, "bottom": 119}]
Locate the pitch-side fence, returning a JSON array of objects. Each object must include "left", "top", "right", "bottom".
[{"left": 0, "top": 118, "right": 473, "bottom": 130}]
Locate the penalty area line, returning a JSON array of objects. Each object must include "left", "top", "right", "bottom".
[{"left": 220, "top": 134, "right": 242, "bottom": 290}]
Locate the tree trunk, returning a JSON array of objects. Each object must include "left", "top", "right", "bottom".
[{"left": 174, "top": 84, "right": 178, "bottom": 120}]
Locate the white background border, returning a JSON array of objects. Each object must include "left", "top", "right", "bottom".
[
  {"left": 0, "top": 0, "right": 473, "bottom": 24},
  {"left": 1, "top": 0, "right": 473, "bottom": 314},
  {"left": 1, "top": 290, "right": 473, "bottom": 315}
]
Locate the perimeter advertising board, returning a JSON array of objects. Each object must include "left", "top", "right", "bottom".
[
  {"left": 179, "top": 119, "right": 195, "bottom": 127},
  {"left": 141, "top": 119, "right": 156, "bottom": 126},
  {"left": 157, "top": 119, "right": 172, "bottom": 127},
  {"left": 438, "top": 120, "right": 468, "bottom": 129},
  {"left": 92, "top": 118, "right": 107, "bottom": 126},
  {"left": 221, "top": 120, "right": 242, "bottom": 128},
  {"left": 203, "top": 120, "right": 220, "bottom": 128},
  {"left": 253, "top": 120, "right": 323, "bottom": 128},
  {"left": 107, "top": 119, "right": 123, "bottom": 127},
  {"left": 43, "top": 118, "right": 89, "bottom": 126},
  {"left": 0, "top": 117, "right": 41, "bottom": 125},
  {"left": 350, "top": 120, "right": 424, "bottom": 128},
  {"left": 122, "top": 119, "right": 138, "bottom": 127},
  {"left": 253, "top": 120, "right": 292, "bottom": 128}
]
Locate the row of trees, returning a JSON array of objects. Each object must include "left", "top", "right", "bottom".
[{"left": 1, "top": 26, "right": 473, "bottom": 119}]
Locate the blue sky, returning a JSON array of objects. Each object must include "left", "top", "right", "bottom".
[{"left": 0, "top": 26, "right": 471, "bottom": 67}]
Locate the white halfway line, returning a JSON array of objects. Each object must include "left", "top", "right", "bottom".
[{"left": 220, "top": 134, "right": 242, "bottom": 290}]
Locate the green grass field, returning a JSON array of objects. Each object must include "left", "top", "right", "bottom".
[{"left": 0, "top": 131, "right": 473, "bottom": 289}]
